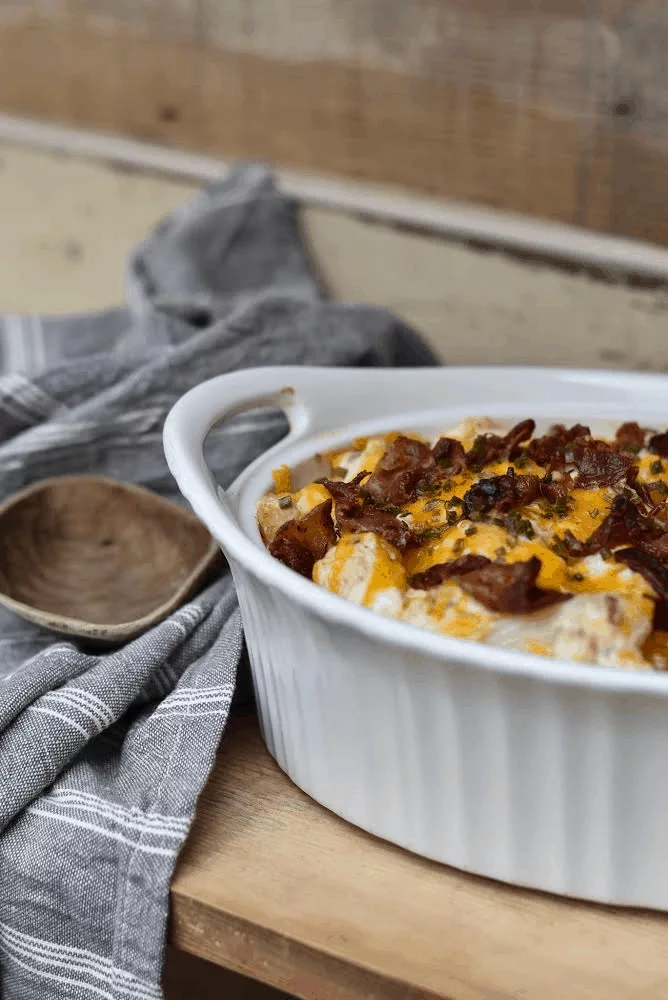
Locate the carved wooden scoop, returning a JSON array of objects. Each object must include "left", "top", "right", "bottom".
[{"left": 0, "top": 475, "right": 221, "bottom": 643}]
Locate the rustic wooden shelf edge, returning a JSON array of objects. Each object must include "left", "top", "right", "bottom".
[
  {"left": 170, "top": 718, "right": 668, "bottom": 1000},
  {"left": 2, "top": 114, "right": 668, "bottom": 284},
  {"left": 170, "top": 895, "right": 443, "bottom": 1000}
]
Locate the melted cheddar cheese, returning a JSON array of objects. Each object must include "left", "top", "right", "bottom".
[
  {"left": 259, "top": 417, "right": 668, "bottom": 671},
  {"left": 314, "top": 533, "right": 406, "bottom": 617}
]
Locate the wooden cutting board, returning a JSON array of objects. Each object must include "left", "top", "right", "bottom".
[{"left": 171, "top": 714, "right": 668, "bottom": 1000}]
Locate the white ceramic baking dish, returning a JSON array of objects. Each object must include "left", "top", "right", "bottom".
[{"left": 164, "top": 365, "right": 668, "bottom": 909}]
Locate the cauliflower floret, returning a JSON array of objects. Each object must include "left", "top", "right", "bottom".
[
  {"left": 331, "top": 436, "right": 389, "bottom": 482},
  {"left": 487, "top": 591, "right": 653, "bottom": 669},
  {"left": 256, "top": 494, "right": 295, "bottom": 544},
  {"left": 314, "top": 532, "right": 406, "bottom": 616},
  {"left": 435, "top": 417, "right": 507, "bottom": 450},
  {"left": 257, "top": 483, "right": 332, "bottom": 544},
  {"left": 401, "top": 583, "right": 496, "bottom": 642}
]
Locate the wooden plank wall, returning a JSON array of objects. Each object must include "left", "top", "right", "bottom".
[{"left": 1, "top": 1, "right": 668, "bottom": 245}]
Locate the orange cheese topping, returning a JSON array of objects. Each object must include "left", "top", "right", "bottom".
[
  {"left": 272, "top": 464, "right": 292, "bottom": 494},
  {"left": 265, "top": 420, "right": 668, "bottom": 669}
]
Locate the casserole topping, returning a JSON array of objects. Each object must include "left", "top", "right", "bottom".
[{"left": 257, "top": 418, "right": 668, "bottom": 670}]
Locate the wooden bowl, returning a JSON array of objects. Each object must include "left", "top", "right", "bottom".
[{"left": 0, "top": 475, "right": 221, "bottom": 642}]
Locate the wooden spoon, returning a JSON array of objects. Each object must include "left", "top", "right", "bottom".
[{"left": 0, "top": 475, "right": 221, "bottom": 643}]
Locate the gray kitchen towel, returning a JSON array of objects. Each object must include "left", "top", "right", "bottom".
[{"left": 0, "top": 163, "right": 437, "bottom": 998}]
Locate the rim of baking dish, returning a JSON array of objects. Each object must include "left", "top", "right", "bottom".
[{"left": 165, "top": 365, "right": 668, "bottom": 697}]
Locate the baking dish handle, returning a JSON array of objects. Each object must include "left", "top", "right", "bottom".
[{"left": 163, "top": 365, "right": 425, "bottom": 522}]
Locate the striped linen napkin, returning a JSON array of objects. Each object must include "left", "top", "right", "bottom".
[{"left": 0, "top": 163, "right": 435, "bottom": 999}]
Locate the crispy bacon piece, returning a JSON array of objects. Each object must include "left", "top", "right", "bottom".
[
  {"left": 625, "top": 465, "right": 654, "bottom": 509},
  {"left": 616, "top": 422, "right": 646, "bottom": 452},
  {"left": 411, "top": 554, "right": 570, "bottom": 614},
  {"left": 648, "top": 431, "right": 668, "bottom": 458},
  {"left": 458, "top": 556, "right": 571, "bottom": 614},
  {"left": 336, "top": 506, "right": 415, "bottom": 550},
  {"left": 432, "top": 436, "right": 466, "bottom": 473},
  {"left": 561, "top": 492, "right": 668, "bottom": 563},
  {"left": 654, "top": 603, "right": 668, "bottom": 630},
  {"left": 539, "top": 472, "right": 573, "bottom": 501},
  {"left": 318, "top": 471, "right": 368, "bottom": 507},
  {"left": 652, "top": 503, "right": 668, "bottom": 529},
  {"left": 465, "top": 419, "right": 536, "bottom": 469},
  {"left": 363, "top": 436, "right": 436, "bottom": 506},
  {"left": 641, "top": 533, "right": 668, "bottom": 561},
  {"left": 561, "top": 495, "right": 645, "bottom": 558},
  {"left": 504, "top": 419, "right": 537, "bottom": 460},
  {"left": 319, "top": 470, "right": 415, "bottom": 549},
  {"left": 462, "top": 470, "right": 540, "bottom": 519},
  {"left": 269, "top": 499, "right": 337, "bottom": 578},
  {"left": 570, "top": 439, "right": 632, "bottom": 489},
  {"left": 409, "top": 554, "right": 491, "bottom": 590},
  {"left": 466, "top": 435, "right": 505, "bottom": 469},
  {"left": 615, "top": 548, "right": 668, "bottom": 604},
  {"left": 527, "top": 423, "right": 590, "bottom": 470}
]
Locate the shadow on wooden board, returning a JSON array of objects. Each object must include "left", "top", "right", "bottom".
[{"left": 164, "top": 946, "right": 295, "bottom": 1000}]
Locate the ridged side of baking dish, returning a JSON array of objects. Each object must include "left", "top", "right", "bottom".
[
  {"left": 164, "top": 365, "right": 668, "bottom": 908},
  {"left": 234, "top": 565, "right": 668, "bottom": 906}
]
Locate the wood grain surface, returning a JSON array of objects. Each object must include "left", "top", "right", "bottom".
[
  {"left": 2, "top": 1, "right": 668, "bottom": 244},
  {"left": 0, "top": 475, "right": 219, "bottom": 640},
  {"left": 171, "top": 714, "right": 668, "bottom": 1000}
]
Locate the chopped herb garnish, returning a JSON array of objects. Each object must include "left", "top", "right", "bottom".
[
  {"left": 278, "top": 496, "right": 293, "bottom": 509},
  {"left": 418, "top": 526, "right": 445, "bottom": 543},
  {"left": 416, "top": 480, "right": 439, "bottom": 496},
  {"left": 570, "top": 572, "right": 585, "bottom": 582},
  {"left": 553, "top": 495, "right": 572, "bottom": 516},
  {"left": 464, "top": 525, "right": 477, "bottom": 536},
  {"left": 494, "top": 547, "right": 507, "bottom": 561},
  {"left": 447, "top": 510, "right": 459, "bottom": 525},
  {"left": 374, "top": 502, "right": 402, "bottom": 514},
  {"left": 552, "top": 537, "right": 567, "bottom": 558},
  {"left": 651, "top": 460, "right": 663, "bottom": 475},
  {"left": 452, "top": 538, "right": 465, "bottom": 555},
  {"left": 590, "top": 507, "right": 600, "bottom": 518},
  {"left": 514, "top": 453, "right": 529, "bottom": 469},
  {"left": 423, "top": 499, "right": 440, "bottom": 511},
  {"left": 506, "top": 510, "right": 535, "bottom": 538}
]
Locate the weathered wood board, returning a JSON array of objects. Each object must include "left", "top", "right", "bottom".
[
  {"left": 2, "top": 1, "right": 668, "bottom": 244},
  {"left": 171, "top": 716, "right": 668, "bottom": 1000}
]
